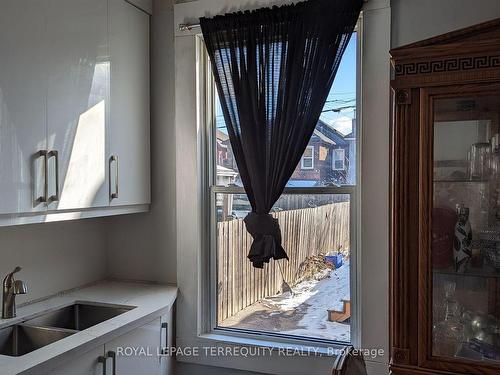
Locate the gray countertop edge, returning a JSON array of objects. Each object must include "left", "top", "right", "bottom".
[{"left": 0, "top": 280, "right": 178, "bottom": 375}]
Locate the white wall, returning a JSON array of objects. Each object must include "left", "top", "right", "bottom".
[
  {"left": 391, "top": 0, "right": 500, "bottom": 48},
  {"left": 0, "top": 219, "right": 107, "bottom": 304},
  {"left": 359, "top": 3, "right": 391, "bottom": 374},
  {"left": 105, "top": 0, "right": 177, "bottom": 284},
  {"left": 172, "top": 1, "right": 391, "bottom": 375}
]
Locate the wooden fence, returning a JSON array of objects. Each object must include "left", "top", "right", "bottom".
[{"left": 217, "top": 202, "right": 350, "bottom": 323}]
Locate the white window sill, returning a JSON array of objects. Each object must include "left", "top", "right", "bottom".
[
  {"left": 175, "top": 332, "right": 350, "bottom": 375},
  {"left": 199, "top": 332, "right": 350, "bottom": 355}
]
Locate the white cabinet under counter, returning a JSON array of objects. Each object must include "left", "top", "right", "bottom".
[
  {"left": 48, "top": 316, "right": 168, "bottom": 375},
  {"left": 0, "top": 281, "right": 177, "bottom": 375},
  {"left": 0, "top": 0, "right": 151, "bottom": 226}
]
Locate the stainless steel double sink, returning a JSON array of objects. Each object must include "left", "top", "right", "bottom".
[{"left": 0, "top": 302, "right": 134, "bottom": 357}]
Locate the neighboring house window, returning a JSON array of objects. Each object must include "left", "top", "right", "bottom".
[
  {"left": 332, "top": 148, "right": 346, "bottom": 170},
  {"left": 202, "top": 31, "right": 358, "bottom": 346},
  {"left": 301, "top": 146, "right": 315, "bottom": 170}
]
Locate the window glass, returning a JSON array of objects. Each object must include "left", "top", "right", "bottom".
[
  {"left": 216, "top": 193, "right": 351, "bottom": 342},
  {"left": 431, "top": 95, "right": 500, "bottom": 363},
  {"left": 210, "top": 32, "right": 357, "bottom": 343},
  {"left": 333, "top": 149, "right": 346, "bottom": 171},
  {"left": 301, "top": 146, "right": 314, "bottom": 169},
  {"left": 215, "top": 33, "right": 357, "bottom": 188}
]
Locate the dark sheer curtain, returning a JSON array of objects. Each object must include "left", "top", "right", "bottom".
[{"left": 201, "top": 0, "right": 362, "bottom": 268}]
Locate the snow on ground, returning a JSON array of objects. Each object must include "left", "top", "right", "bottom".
[{"left": 261, "top": 262, "right": 351, "bottom": 341}]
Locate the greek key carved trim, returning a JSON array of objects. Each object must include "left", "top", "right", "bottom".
[{"left": 395, "top": 55, "right": 500, "bottom": 76}]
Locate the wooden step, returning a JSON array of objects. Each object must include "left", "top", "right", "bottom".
[{"left": 328, "top": 299, "right": 351, "bottom": 322}]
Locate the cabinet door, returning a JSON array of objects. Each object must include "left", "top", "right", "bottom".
[
  {"left": 424, "top": 86, "right": 500, "bottom": 371},
  {"left": 0, "top": 0, "right": 47, "bottom": 214},
  {"left": 46, "top": 0, "right": 110, "bottom": 211},
  {"left": 109, "top": 0, "right": 151, "bottom": 206},
  {"left": 160, "top": 308, "right": 174, "bottom": 375},
  {"left": 47, "top": 345, "right": 105, "bottom": 375},
  {"left": 105, "top": 317, "right": 161, "bottom": 375}
]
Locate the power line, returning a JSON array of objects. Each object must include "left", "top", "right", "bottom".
[
  {"left": 324, "top": 98, "right": 356, "bottom": 104},
  {"left": 327, "top": 91, "right": 356, "bottom": 95},
  {"left": 214, "top": 104, "right": 356, "bottom": 127},
  {"left": 321, "top": 105, "right": 356, "bottom": 113}
]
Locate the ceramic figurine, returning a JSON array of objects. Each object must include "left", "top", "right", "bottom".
[
  {"left": 453, "top": 204, "right": 472, "bottom": 273},
  {"left": 432, "top": 207, "right": 456, "bottom": 269}
]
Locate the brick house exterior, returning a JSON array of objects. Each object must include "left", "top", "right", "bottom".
[
  {"left": 216, "top": 118, "right": 355, "bottom": 187},
  {"left": 290, "top": 118, "right": 354, "bottom": 185}
]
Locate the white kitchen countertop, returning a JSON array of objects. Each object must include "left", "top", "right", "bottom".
[{"left": 0, "top": 280, "right": 178, "bottom": 375}]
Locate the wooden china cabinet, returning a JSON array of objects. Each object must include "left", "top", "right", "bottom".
[{"left": 390, "top": 18, "right": 500, "bottom": 375}]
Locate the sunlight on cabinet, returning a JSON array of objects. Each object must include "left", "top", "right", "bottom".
[
  {"left": 57, "top": 100, "right": 106, "bottom": 211},
  {"left": 46, "top": 0, "right": 110, "bottom": 212},
  {"left": 48, "top": 60, "right": 109, "bottom": 216}
]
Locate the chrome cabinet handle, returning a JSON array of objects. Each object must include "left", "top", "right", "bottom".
[
  {"left": 98, "top": 355, "right": 107, "bottom": 375},
  {"left": 107, "top": 350, "right": 116, "bottom": 375},
  {"left": 109, "top": 155, "right": 119, "bottom": 200},
  {"left": 35, "top": 150, "right": 48, "bottom": 204},
  {"left": 48, "top": 150, "right": 59, "bottom": 202},
  {"left": 161, "top": 322, "right": 168, "bottom": 355}
]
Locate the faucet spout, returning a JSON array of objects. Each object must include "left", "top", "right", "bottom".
[
  {"left": 2, "top": 266, "right": 28, "bottom": 319},
  {"left": 13, "top": 280, "right": 28, "bottom": 295}
]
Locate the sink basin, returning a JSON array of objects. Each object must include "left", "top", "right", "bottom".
[
  {"left": 25, "top": 302, "right": 133, "bottom": 331},
  {"left": 0, "top": 324, "right": 75, "bottom": 357},
  {"left": 0, "top": 302, "right": 133, "bottom": 357}
]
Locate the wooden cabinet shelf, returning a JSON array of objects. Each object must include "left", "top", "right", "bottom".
[
  {"left": 434, "top": 267, "right": 500, "bottom": 279},
  {"left": 433, "top": 179, "right": 491, "bottom": 183}
]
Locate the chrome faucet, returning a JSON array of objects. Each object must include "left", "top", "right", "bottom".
[{"left": 2, "top": 266, "right": 28, "bottom": 319}]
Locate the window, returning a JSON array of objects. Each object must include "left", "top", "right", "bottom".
[
  {"left": 203, "top": 32, "right": 358, "bottom": 345},
  {"left": 332, "top": 149, "right": 346, "bottom": 171},
  {"left": 301, "top": 146, "right": 315, "bottom": 169}
]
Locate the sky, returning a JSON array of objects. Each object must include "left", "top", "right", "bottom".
[
  {"left": 216, "top": 32, "right": 357, "bottom": 133},
  {"left": 321, "top": 33, "right": 357, "bottom": 124}
]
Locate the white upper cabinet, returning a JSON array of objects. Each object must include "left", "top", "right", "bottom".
[
  {"left": 46, "top": 0, "right": 110, "bottom": 211},
  {"left": 109, "top": 0, "right": 151, "bottom": 207},
  {"left": 0, "top": 0, "right": 47, "bottom": 214},
  {"left": 0, "top": 0, "right": 150, "bottom": 225}
]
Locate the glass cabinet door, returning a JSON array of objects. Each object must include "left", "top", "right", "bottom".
[{"left": 432, "top": 93, "right": 500, "bottom": 362}]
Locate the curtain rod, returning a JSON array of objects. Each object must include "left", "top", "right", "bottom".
[
  {"left": 179, "top": 23, "right": 200, "bottom": 31},
  {"left": 178, "top": 0, "right": 368, "bottom": 31}
]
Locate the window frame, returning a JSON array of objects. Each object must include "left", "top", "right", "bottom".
[
  {"left": 301, "top": 145, "right": 315, "bottom": 170},
  {"left": 198, "top": 27, "right": 361, "bottom": 350},
  {"left": 332, "top": 148, "right": 346, "bottom": 171}
]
